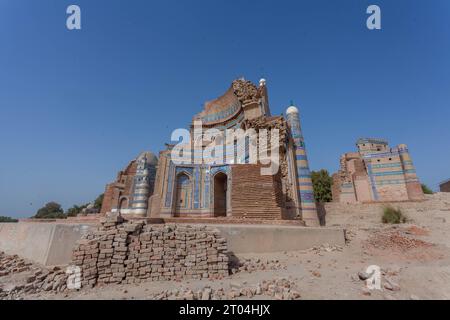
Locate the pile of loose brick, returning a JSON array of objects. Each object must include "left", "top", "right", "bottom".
[
  {"left": 365, "top": 229, "right": 433, "bottom": 251},
  {"left": 144, "top": 278, "right": 301, "bottom": 300},
  {"left": 0, "top": 252, "right": 69, "bottom": 299},
  {"left": 71, "top": 213, "right": 230, "bottom": 288},
  {"left": 0, "top": 252, "right": 32, "bottom": 276},
  {"left": 229, "top": 257, "right": 286, "bottom": 274}
]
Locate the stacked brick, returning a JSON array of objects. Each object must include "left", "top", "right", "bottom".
[
  {"left": 71, "top": 213, "right": 229, "bottom": 287},
  {"left": 231, "top": 165, "right": 284, "bottom": 220}
]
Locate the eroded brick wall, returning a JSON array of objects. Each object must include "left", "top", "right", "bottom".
[{"left": 231, "top": 165, "right": 284, "bottom": 219}]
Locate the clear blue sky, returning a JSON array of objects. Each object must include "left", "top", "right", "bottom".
[{"left": 1, "top": 0, "right": 449, "bottom": 218}]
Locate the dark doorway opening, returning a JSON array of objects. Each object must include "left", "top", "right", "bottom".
[
  {"left": 118, "top": 197, "right": 128, "bottom": 214},
  {"left": 213, "top": 172, "right": 227, "bottom": 217}
]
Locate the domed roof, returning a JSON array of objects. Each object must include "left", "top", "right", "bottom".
[
  {"left": 137, "top": 151, "right": 158, "bottom": 166},
  {"left": 194, "top": 85, "right": 242, "bottom": 125},
  {"left": 286, "top": 105, "right": 299, "bottom": 114},
  {"left": 193, "top": 78, "right": 263, "bottom": 126}
]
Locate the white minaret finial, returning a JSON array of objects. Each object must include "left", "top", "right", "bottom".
[
  {"left": 286, "top": 100, "right": 299, "bottom": 115},
  {"left": 259, "top": 78, "right": 266, "bottom": 87}
]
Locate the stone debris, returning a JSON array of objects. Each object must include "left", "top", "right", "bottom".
[
  {"left": 365, "top": 230, "right": 433, "bottom": 251},
  {"left": 308, "top": 243, "right": 344, "bottom": 255},
  {"left": 311, "top": 271, "right": 321, "bottom": 278},
  {"left": 0, "top": 252, "right": 68, "bottom": 300},
  {"left": 145, "top": 278, "right": 301, "bottom": 300},
  {"left": 0, "top": 252, "right": 32, "bottom": 276},
  {"left": 383, "top": 277, "right": 401, "bottom": 291},
  {"left": 71, "top": 213, "right": 229, "bottom": 288},
  {"left": 358, "top": 271, "right": 370, "bottom": 281},
  {"left": 381, "top": 265, "right": 402, "bottom": 277},
  {"left": 229, "top": 258, "right": 285, "bottom": 274},
  {"left": 357, "top": 267, "right": 401, "bottom": 292},
  {"left": 344, "top": 230, "right": 357, "bottom": 242},
  {"left": 361, "top": 288, "right": 371, "bottom": 296},
  {"left": 404, "top": 226, "right": 429, "bottom": 236}
]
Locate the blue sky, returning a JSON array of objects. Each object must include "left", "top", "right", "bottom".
[{"left": 0, "top": 0, "right": 449, "bottom": 217}]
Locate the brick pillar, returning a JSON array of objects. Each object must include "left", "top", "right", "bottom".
[{"left": 286, "top": 103, "right": 319, "bottom": 226}]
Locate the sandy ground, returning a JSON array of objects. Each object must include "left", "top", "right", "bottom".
[{"left": 3, "top": 192, "right": 450, "bottom": 300}]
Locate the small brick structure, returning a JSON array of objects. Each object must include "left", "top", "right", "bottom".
[
  {"left": 71, "top": 214, "right": 229, "bottom": 288},
  {"left": 440, "top": 179, "right": 450, "bottom": 193}
]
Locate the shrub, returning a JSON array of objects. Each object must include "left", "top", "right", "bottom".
[
  {"left": 311, "top": 170, "right": 333, "bottom": 203},
  {"left": 382, "top": 206, "right": 407, "bottom": 224},
  {"left": 421, "top": 184, "right": 433, "bottom": 195}
]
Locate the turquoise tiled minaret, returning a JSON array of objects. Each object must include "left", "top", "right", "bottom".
[{"left": 286, "top": 102, "right": 319, "bottom": 226}]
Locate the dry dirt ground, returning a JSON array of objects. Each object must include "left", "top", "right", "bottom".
[{"left": 2, "top": 193, "right": 450, "bottom": 300}]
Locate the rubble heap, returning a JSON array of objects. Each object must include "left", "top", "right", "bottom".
[
  {"left": 229, "top": 257, "right": 286, "bottom": 274},
  {"left": 72, "top": 214, "right": 230, "bottom": 287},
  {"left": 365, "top": 229, "right": 433, "bottom": 251},
  {"left": 0, "top": 252, "right": 32, "bottom": 276},
  {"left": 0, "top": 252, "right": 68, "bottom": 299},
  {"left": 145, "top": 278, "right": 301, "bottom": 300}
]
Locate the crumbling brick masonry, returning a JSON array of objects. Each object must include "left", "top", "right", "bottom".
[{"left": 71, "top": 214, "right": 229, "bottom": 287}]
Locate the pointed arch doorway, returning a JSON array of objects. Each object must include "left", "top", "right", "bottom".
[
  {"left": 174, "top": 173, "right": 192, "bottom": 217},
  {"left": 118, "top": 197, "right": 128, "bottom": 214}
]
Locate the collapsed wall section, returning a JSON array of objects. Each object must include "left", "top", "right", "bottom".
[{"left": 71, "top": 214, "right": 229, "bottom": 287}]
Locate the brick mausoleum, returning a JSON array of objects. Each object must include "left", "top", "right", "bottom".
[
  {"left": 332, "top": 138, "right": 425, "bottom": 203},
  {"left": 101, "top": 78, "right": 320, "bottom": 226}
]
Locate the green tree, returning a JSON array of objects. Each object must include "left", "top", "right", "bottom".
[
  {"left": 421, "top": 184, "right": 433, "bottom": 195},
  {"left": 311, "top": 170, "right": 333, "bottom": 203},
  {"left": 93, "top": 193, "right": 104, "bottom": 210},
  {"left": 34, "top": 202, "right": 66, "bottom": 219},
  {"left": 66, "top": 205, "right": 84, "bottom": 217},
  {"left": 0, "top": 216, "right": 18, "bottom": 223}
]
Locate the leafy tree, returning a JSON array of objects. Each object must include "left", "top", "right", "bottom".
[
  {"left": 311, "top": 170, "right": 333, "bottom": 203},
  {"left": 66, "top": 193, "right": 103, "bottom": 217},
  {"left": 421, "top": 184, "right": 433, "bottom": 195},
  {"left": 66, "top": 205, "right": 85, "bottom": 217},
  {"left": 0, "top": 216, "right": 18, "bottom": 223},
  {"left": 34, "top": 202, "right": 66, "bottom": 219},
  {"left": 93, "top": 193, "right": 104, "bottom": 210}
]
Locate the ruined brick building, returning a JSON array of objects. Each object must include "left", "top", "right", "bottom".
[
  {"left": 332, "top": 138, "right": 424, "bottom": 203},
  {"left": 101, "top": 78, "right": 319, "bottom": 226},
  {"left": 101, "top": 152, "right": 158, "bottom": 216}
]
